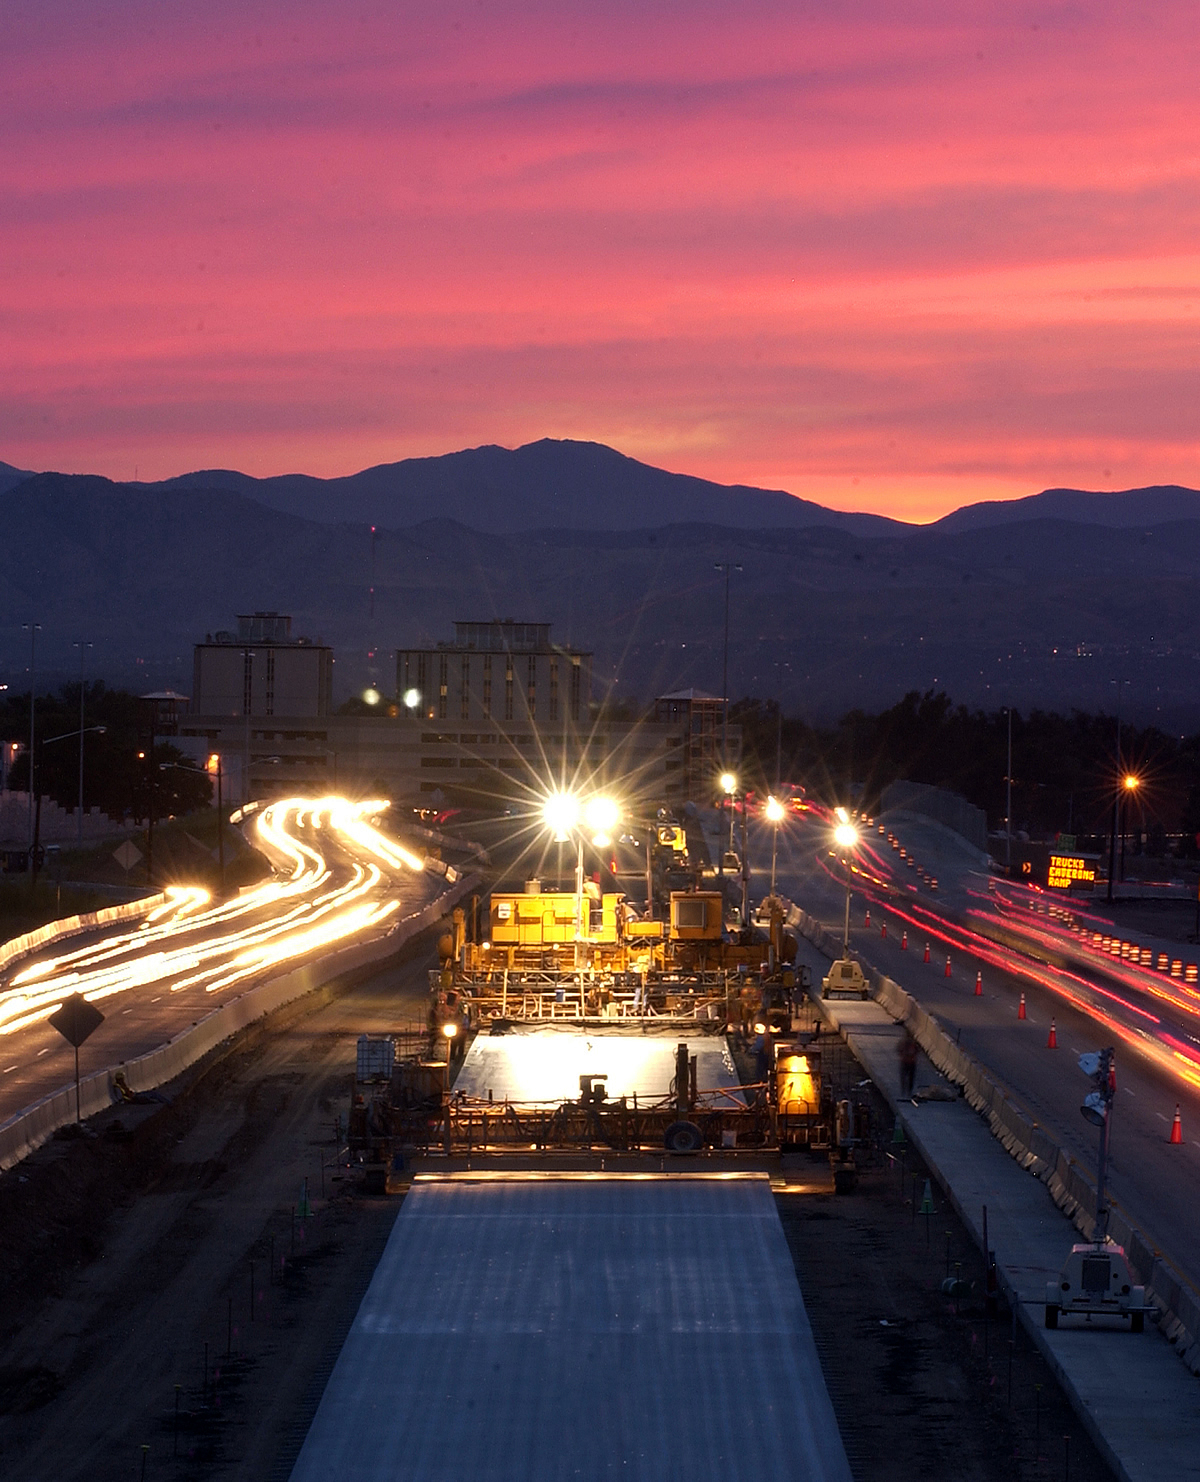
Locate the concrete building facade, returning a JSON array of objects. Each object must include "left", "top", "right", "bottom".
[
  {"left": 191, "top": 612, "right": 333, "bottom": 721},
  {"left": 396, "top": 621, "right": 592, "bottom": 729},
  {"left": 180, "top": 618, "right": 688, "bottom": 810}
]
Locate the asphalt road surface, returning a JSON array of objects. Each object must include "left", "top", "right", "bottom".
[
  {"left": 756, "top": 802, "right": 1200, "bottom": 1301},
  {"left": 0, "top": 797, "right": 441, "bottom": 1127}
]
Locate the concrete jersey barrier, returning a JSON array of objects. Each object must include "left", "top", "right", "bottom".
[
  {"left": 0, "top": 891, "right": 166, "bottom": 977},
  {"left": 787, "top": 902, "right": 1200, "bottom": 1377},
  {"left": 0, "top": 876, "right": 478, "bottom": 1173}
]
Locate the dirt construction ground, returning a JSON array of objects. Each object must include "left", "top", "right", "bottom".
[
  {"left": 775, "top": 1046, "right": 1116, "bottom": 1480},
  {"left": 0, "top": 934, "right": 1116, "bottom": 1482}
]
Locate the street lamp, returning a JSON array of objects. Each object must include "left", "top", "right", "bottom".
[
  {"left": 72, "top": 640, "right": 93, "bottom": 850},
  {"left": 765, "top": 795, "right": 785, "bottom": 896},
  {"left": 540, "top": 790, "right": 619, "bottom": 968},
  {"left": 146, "top": 759, "right": 210, "bottom": 886},
  {"left": 1121, "top": 773, "right": 1140, "bottom": 884},
  {"left": 718, "top": 770, "right": 737, "bottom": 881},
  {"left": 1004, "top": 706, "right": 1013, "bottom": 874},
  {"left": 21, "top": 621, "right": 40, "bottom": 854},
  {"left": 713, "top": 561, "right": 743, "bottom": 789},
  {"left": 207, "top": 753, "right": 226, "bottom": 894},
  {"left": 833, "top": 818, "right": 859, "bottom": 956},
  {"left": 34, "top": 726, "right": 107, "bottom": 882},
  {"left": 1106, "top": 679, "right": 1128, "bottom": 903},
  {"left": 583, "top": 795, "right": 619, "bottom": 848},
  {"left": 543, "top": 790, "right": 580, "bottom": 842}
]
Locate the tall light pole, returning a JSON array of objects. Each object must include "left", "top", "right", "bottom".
[
  {"left": 242, "top": 647, "right": 256, "bottom": 807},
  {"left": 1004, "top": 706, "right": 1012, "bottom": 874},
  {"left": 1107, "top": 680, "right": 1127, "bottom": 904},
  {"left": 208, "top": 753, "right": 226, "bottom": 895},
  {"left": 1120, "top": 773, "right": 1140, "bottom": 883},
  {"left": 713, "top": 560, "right": 742, "bottom": 787},
  {"left": 542, "top": 790, "right": 618, "bottom": 976},
  {"left": 22, "top": 621, "right": 40, "bottom": 855},
  {"left": 719, "top": 769, "right": 737, "bottom": 880},
  {"left": 73, "top": 640, "right": 93, "bottom": 850},
  {"left": 765, "top": 795, "right": 784, "bottom": 897},
  {"left": 834, "top": 815, "right": 858, "bottom": 956},
  {"left": 35, "top": 726, "right": 106, "bottom": 881}
]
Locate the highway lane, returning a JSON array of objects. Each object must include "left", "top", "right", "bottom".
[
  {"left": 0, "top": 796, "right": 437, "bottom": 1126},
  {"left": 758, "top": 806, "right": 1200, "bottom": 1300}
]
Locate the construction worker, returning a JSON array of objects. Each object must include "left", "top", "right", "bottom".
[{"left": 898, "top": 1029, "right": 919, "bottom": 1099}]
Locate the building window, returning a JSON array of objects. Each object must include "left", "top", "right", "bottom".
[
  {"left": 505, "top": 658, "right": 514, "bottom": 722},
  {"left": 417, "top": 654, "right": 427, "bottom": 713},
  {"left": 460, "top": 654, "right": 470, "bottom": 720},
  {"left": 438, "top": 654, "right": 448, "bottom": 719},
  {"left": 243, "top": 650, "right": 254, "bottom": 716},
  {"left": 549, "top": 656, "right": 559, "bottom": 721},
  {"left": 527, "top": 655, "right": 537, "bottom": 720},
  {"left": 265, "top": 649, "right": 275, "bottom": 717},
  {"left": 570, "top": 655, "right": 581, "bottom": 720},
  {"left": 482, "top": 654, "right": 492, "bottom": 718}
]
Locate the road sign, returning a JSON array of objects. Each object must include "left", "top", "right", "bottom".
[
  {"left": 113, "top": 840, "right": 142, "bottom": 872},
  {"left": 48, "top": 992, "right": 105, "bottom": 1049},
  {"left": 48, "top": 992, "right": 105, "bottom": 1125}
]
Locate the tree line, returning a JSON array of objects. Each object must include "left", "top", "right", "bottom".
[
  {"left": 1, "top": 684, "right": 212, "bottom": 823},
  {"left": 730, "top": 689, "right": 1200, "bottom": 853}
]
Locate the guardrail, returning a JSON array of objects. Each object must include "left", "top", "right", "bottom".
[
  {"left": 788, "top": 902, "right": 1200, "bottom": 1377},
  {"left": 0, "top": 875, "right": 479, "bottom": 1173}
]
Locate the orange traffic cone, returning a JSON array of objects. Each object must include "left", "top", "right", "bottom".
[
  {"left": 1047, "top": 1018, "right": 1057, "bottom": 1048},
  {"left": 902, "top": 930, "right": 908, "bottom": 950},
  {"left": 881, "top": 923, "right": 887, "bottom": 939},
  {"left": 944, "top": 955, "right": 952, "bottom": 977},
  {"left": 1018, "top": 993, "right": 1026, "bottom": 1020},
  {"left": 865, "top": 909, "right": 870, "bottom": 927},
  {"left": 974, "top": 971, "right": 982, "bottom": 996},
  {"left": 923, "top": 943, "right": 931, "bottom": 963},
  {"left": 1170, "top": 1105, "right": 1183, "bottom": 1144}
]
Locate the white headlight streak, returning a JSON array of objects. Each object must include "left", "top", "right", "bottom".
[{"left": 0, "top": 797, "right": 424, "bottom": 1036}]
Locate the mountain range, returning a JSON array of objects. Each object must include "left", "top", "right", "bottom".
[
  {"left": 12, "top": 440, "right": 1200, "bottom": 536},
  {"left": 2, "top": 440, "right": 1199, "bottom": 725}
]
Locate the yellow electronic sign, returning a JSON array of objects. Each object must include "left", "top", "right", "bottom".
[{"left": 1047, "top": 854, "right": 1096, "bottom": 891}]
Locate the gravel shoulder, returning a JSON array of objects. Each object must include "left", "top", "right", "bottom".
[{"left": 0, "top": 938, "right": 435, "bottom": 1482}]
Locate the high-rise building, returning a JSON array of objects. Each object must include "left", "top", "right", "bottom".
[
  {"left": 192, "top": 613, "right": 333, "bottom": 719},
  {"left": 395, "top": 621, "right": 591, "bottom": 729}
]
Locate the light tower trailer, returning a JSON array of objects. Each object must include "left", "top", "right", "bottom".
[
  {"left": 1045, "top": 1047, "right": 1149, "bottom": 1332},
  {"left": 1045, "top": 1241, "right": 1146, "bottom": 1331}
]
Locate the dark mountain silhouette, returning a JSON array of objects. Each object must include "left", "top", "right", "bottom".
[
  {"left": 9, "top": 439, "right": 1199, "bottom": 536},
  {"left": 147, "top": 439, "right": 906, "bottom": 536},
  {"left": 3, "top": 471, "right": 1200, "bottom": 727},
  {"left": 931, "top": 484, "right": 1200, "bottom": 534},
  {"left": 0, "top": 460, "right": 33, "bottom": 497}
]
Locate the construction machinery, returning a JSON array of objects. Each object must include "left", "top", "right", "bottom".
[
  {"left": 822, "top": 956, "right": 870, "bottom": 1000},
  {"left": 348, "top": 1028, "right": 838, "bottom": 1181},
  {"left": 439, "top": 884, "right": 798, "bottom": 1024}
]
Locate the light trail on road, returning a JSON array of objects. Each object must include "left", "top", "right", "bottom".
[
  {"left": 769, "top": 799, "right": 1200, "bottom": 1310},
  {"left": 0, "top": 797, "right": 419, "bottom": 1038},
  {"left": 802, "top": 802, "right": 1200, "bottom": 1093}
]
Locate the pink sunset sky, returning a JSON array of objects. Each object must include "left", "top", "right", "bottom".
[{"left": 2, "top": 0, "right": 1197, "bottom": 522}]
